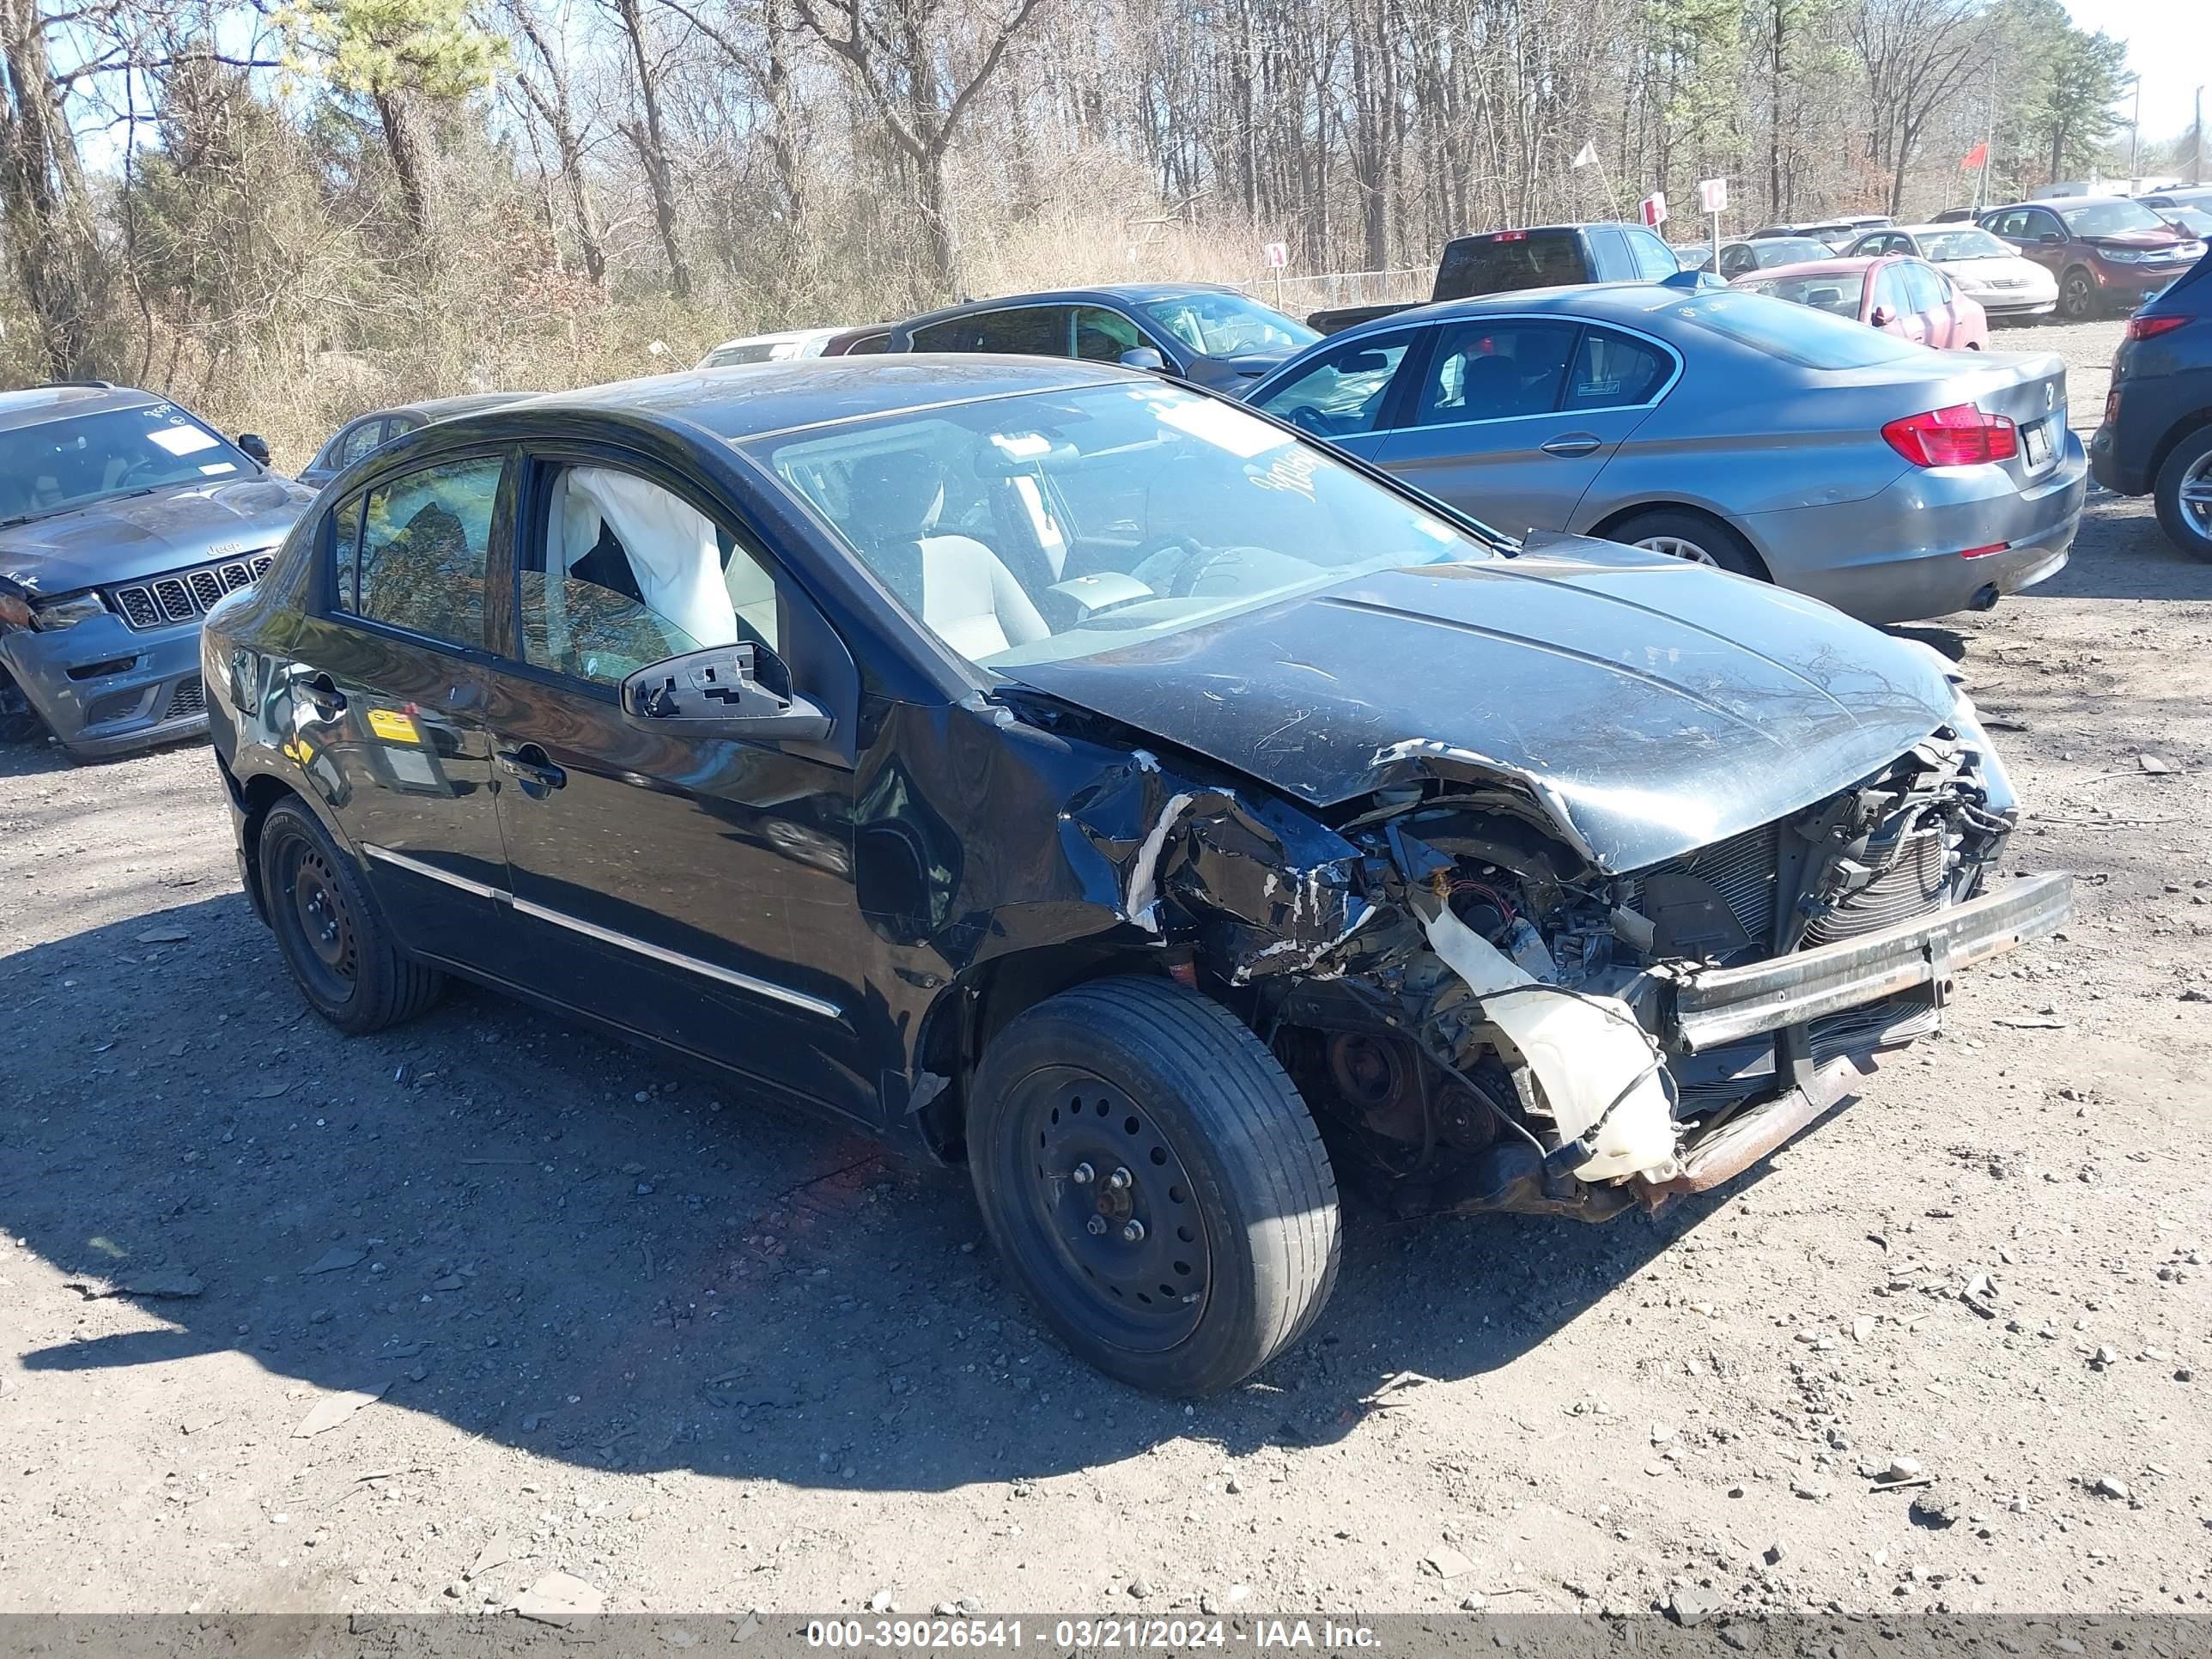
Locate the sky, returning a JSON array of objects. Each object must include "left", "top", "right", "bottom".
[{"left": 2065, "top": 0, "right": 2209, "bottom": 148}]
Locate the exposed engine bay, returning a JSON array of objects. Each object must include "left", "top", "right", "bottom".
[{"left": 1060, "top": 703, "right": 2065, "bottom": 1224}]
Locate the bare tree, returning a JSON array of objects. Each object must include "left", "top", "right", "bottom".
[
  {"left": 604, "top": 0, "right": 693, "bottom": 294},
  {"left": 507, "top": 0, "right": 610, "bottom": 283},
  {"left": 792, "top": 0, "right": 1052, "bottom": 293}
]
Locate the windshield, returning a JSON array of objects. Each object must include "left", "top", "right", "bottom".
[
  {"left": 746, "top": 383, "right": 1498, "bottom": 671},
  {"left": 1755, "top": 238, "right": 1834, "bottom": 266},
  {"left": 1919, "top": 228, "right": 2010, "bottom": 261},
  {"left": 1737, "top": 269, "right": 1869, "bottom": 318},
  {"left": 2059, "top": 199, "right": 2166, "bottom": 237},
  {"left": 0, "top": 403, "right": 254, "bottom": 526},
  {"left": 1136, "top": 292, "right": 1317, "bottom": 358},
  {"left": 1675, "top": 289, "right": 1920, "bottom": 369}
]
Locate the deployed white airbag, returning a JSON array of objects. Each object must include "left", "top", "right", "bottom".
[{"left": 556, "top": 467, "right": 738, "bottom": 649}]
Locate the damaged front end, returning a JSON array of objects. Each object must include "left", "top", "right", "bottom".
[{"left": 1104, "top": 702, "right": 2072, "bottom": 1224}]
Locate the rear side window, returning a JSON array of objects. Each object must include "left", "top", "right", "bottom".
[
  {"left": 1436, "top": 231, "right": 1589, "bottom": 298},
  {"left": 350, "top": 456, "right": 504, "bottom": 648},
  {"left": 912, "top": 307, "right": 1073, "bottom": 356},
  {"left": 1565, "top": 328, "right": 1671, "bottom": 409},
  {"left": 1673, "top": 290, "right": 1922, "bottom": 369},
  {"left": 1624, "top": 228, "right": 1679, "bottom": 281},
  {"left": 1412, "top": 319, "right": 1578, "bottom": 424}
]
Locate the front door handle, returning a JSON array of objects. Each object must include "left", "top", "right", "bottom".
[
  {"left": 1539, "top": 433, "right": 1602, "bottom": 458},
  {"left": 496, "top": 745, "right": 566, "bottom": 792}
]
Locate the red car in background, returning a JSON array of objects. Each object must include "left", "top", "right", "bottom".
[
  {"left": 1730, "top": 253, "right": 1989, "bottom": 350},
  {"left": 1978, "top": 198, "right": 2204, "bottom": 320}
]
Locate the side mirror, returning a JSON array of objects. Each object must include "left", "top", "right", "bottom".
[
  {"left": 2038, "top": 231, "right": 2063, "bottom": 246},
  {"left": 1119, "top": 347, "right": 1167, "bottom": 372},
  {"left": 236, "top": 433, "right": 272, "bottom": 466},
  {"left": 620, "top": 642, "right": 833, "bottom": 744},
  {"left": 1869, "top": 307, "right": 1892, "bottom": 328}
]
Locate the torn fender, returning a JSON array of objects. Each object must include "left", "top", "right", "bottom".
[{"left": 1063, "top": 754, "right": 1376, "bottom": 981}]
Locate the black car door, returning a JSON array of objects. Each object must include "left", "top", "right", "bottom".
[
  {"left": 479, "top": 443, "right": 878, "bottom": 1124},
  {"left": 292, "top": 447, "right": 516, "bottom": 970}
]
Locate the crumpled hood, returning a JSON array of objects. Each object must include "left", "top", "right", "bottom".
[
  {"left": 1006, "top": 535, "right": 1960, "bottom": 872},
  {"left": 0, "top": 477, "right": 313, "bottom": 595}
]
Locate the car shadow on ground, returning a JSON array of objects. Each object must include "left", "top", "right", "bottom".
[{"left": 4, "top": 893, "right": 1802, "bottom": 1492}]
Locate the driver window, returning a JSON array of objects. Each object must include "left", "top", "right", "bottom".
[
  {"left": 1073, "top": 307, "right": 1146, "bottom": 362},
  {"left": 1251, "top": 335, "right": 1413, "bottom": 437},
  {"left": 519, "top": 463, "right": 783, "bottom": 688},
  {"left": 1872, "top": 267, "right": 1905, "bottom": 319}
]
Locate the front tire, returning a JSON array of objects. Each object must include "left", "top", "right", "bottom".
[
  {"left": 2057, "top": 268, "right": 2097, "bottom": 321},
  {"left": 968, "top": 975, "right": 1340, "bottom": 1396},
  {"left": 2153, "top": 428, "right": 2212, "bottom": 560},
  {"left": 258, "top": 799, "right": 443, "bottom": 1034}
]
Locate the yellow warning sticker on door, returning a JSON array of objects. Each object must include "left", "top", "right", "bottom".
[{"left": 367, "top": 708, "right": 421, "bottom": 744}]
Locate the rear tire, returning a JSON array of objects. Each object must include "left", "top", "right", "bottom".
[
  {"left": 258, "top": 799, "right": 444, "bottom": 1034},
  {"left": 968, "top": 975, "right": 1340, "bottom": 1396},
  {"left": 2153, "top": 428, "right": 2212, "bottom": 561},
  {"left": 1609, "top": 507, "right": 1765, "bottom": 580}
]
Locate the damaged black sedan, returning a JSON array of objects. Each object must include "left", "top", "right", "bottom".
[{"left": 201, "top": 358, "right": 2070, "bottom": 1395}]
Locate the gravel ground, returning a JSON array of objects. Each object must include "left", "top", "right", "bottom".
[{"left": 3, "top": 316, "right": 2207, "bottom": 1622}]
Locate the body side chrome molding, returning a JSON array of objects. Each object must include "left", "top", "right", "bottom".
[{"left": 361, "top": 842, "right": 843, "bottom": 1020}]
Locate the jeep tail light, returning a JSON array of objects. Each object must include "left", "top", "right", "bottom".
[
  {"left": 1881, "top": 403, "right": 2018, "bottom": 466},
  {"left": 2124, "top": 313, "right": 2190, "bottom": 342}
]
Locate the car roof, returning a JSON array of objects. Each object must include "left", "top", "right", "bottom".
[
  {"left": 704, "top": 328, "right": 834, "bottom": 352},
  {"left": 1745, "top": 257, "right": 1884, "bottom": 278},
  {"left": 1881, "top": 224, "right": 1990, "bottom": 237},
  {"left": 484, "top": 356, "right": 1142, "bottom": 445},
  {"left": 1322, "top": 280, "right": 1741, "bottom": 339},
  {"left": 897, "top": 283, "right": 1240, "bottom": 330},
  {"left": 0, "top": 381, "right": 163, "bottom": 434},
  {"left": 387, "top": 392, "right": 531, "bottom": 422}
]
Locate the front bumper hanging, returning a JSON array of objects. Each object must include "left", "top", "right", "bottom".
[{"left": 1663, "top": 871, "right": 2074, "bottom": 1055}]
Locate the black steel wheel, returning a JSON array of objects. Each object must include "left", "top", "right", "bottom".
[
  {"left": 258, "top": 798, "right": 443, "bottom": 1034},
  {"left": 969, "top": 975, "right": 1340, "bottom": 1396}
]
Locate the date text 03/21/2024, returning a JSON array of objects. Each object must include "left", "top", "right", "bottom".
[{"left": 805, "top": 1619, "right": 1382, "bottom": 1650}]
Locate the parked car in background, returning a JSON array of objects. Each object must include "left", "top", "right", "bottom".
[
  {"left": 696, "top": 324, "right": 891, "bottom": 368},
  {"left": 2149, "top": 203, "right": 2212, "bottom": 243},
  {"left": 1844, "top": 224, "right": 2057, "bottom": 321},
  {"left": 2140, "top": 186, "right": 2212, "bottom": 220},
  {"left": 298, "top": 393, "right": 533, "bottom": 491},
  {"left": 1696, "top": 237, "right": 1835, "bottom": 277},
  {"left": 202, "top": 356, "right": 2068, "bottom": 1395},
  {"left": 1979, "top": 198, "right": 2206, "bottom": 320},
  {"left": 1733, "top": 254, "right": 1988, "bottom": 349},
  {"left": 1242, "top": 281, "right": 2080, "bottom": 623},
  {"left": 1749, "top": 215, "right": 1893, "bottom": 251},
  {"left": 1307, "top": 222, "right": 1683, "bottom": 334},
  {"left": 0, "top": 382, "right": 311, "bottom": 757},
  {"left": 2090, "top": 247, "right": 2212, "bottom": 556},
  {"left": 886, "top": 285, "right": 1316, "bottom": 391}
]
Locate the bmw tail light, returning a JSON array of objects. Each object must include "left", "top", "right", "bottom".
[
  {"left": 1881, "top": 403, "right": 2019, "bottom": 467},
  {"left": 2124, "top": 313, "right": 2190, "bottom": 342}
]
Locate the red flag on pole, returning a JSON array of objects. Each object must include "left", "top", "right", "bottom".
[{"left": 1961, "top": 141, "right": 1989, "bottom": 169}]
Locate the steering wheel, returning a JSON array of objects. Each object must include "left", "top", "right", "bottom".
[{"left": 1285, "top": 403, "right": 1348, "bottom": 438}]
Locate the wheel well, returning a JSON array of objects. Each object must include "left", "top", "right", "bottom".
[
  {"left": 2149, "top": 410, "right": 2212, "bottom": 490},
  {"left": 912, "top": 942, "right": 1172, "bottom": 1163},
  {"left": 236, "top": 772, "right": 303, "bottom": 919},
  {"left": 1587, "top": 501, "right": 1773, "bottom": 580}
]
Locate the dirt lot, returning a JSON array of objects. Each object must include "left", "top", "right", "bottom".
[{"left": 3, "top": 316, "right": 2208, "bottom": 1623}]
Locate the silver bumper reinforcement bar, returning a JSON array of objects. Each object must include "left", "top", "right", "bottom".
[{"left": 1667, "top": 871, "right": 2075, "bottom": 1054}]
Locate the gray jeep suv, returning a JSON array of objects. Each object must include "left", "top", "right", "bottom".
[{"left": 0, "top": 383, "right": 313, "bottom": 757}]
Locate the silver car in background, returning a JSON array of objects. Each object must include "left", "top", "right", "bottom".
[{"left": 1240, "top": 283, "right": 2087, "bottom": 625}]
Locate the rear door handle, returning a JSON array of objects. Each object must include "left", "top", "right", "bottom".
[
  {"left": 295, "top": 672, "right": 346, "bottom": 718},
  {"left": 496, "top": 745, "right": 566, "bottom": 791},
  {"left": 1539, "top": 434, "right": 1602, "bottom": 458}
]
